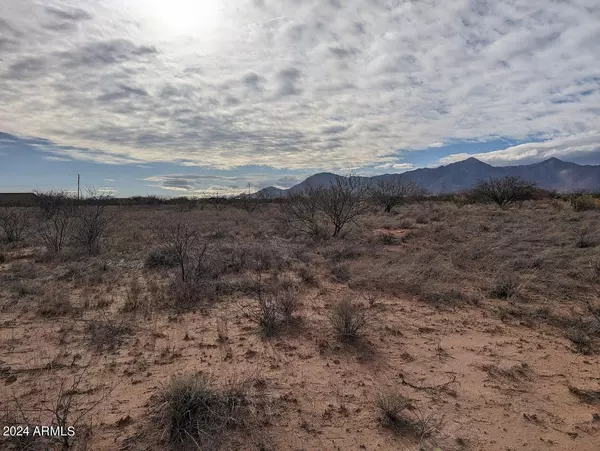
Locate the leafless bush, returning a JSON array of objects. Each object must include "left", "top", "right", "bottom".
[
  {"left": 145, "top": 246, "right": 179, "bottom": 268},
  {"left": 34, "top": 190, "right": 77, "bottom": 256},
  {"left": 72, "top": 189, "right": 115, "bottom": 255},
  {"left": 317, "top": 177, "right": 369, "bottom": 237},
  {"left": 563, "top": 219, "right": 595, "bottom": 248},
  {"left": 370, "top": 180, "right": 424, "bottom": 213},
  {"left": 0, "top": 207, "right": 31, "bottom": 243},
  {"left": 156, "top": 373, "right": 248, "bottom": 450},
  {"left": 6, "top": 365, "right": 107, "bottom": 451},
  {"left": 86, "top": 316, "right": 133, "bottom": 352},
  {"left": 278, "top": 176, "right": 368, "bottom": 238},
  {"left": 277, "top": 187, "right": 327, "bottom": 238},
  {"left": 329, "top": 299, "right": 368, "bottom": 342},
  {"left": 473, "top": 176, "right": 537, "bottom": 209}
]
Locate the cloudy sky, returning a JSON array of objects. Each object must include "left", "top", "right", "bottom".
[{"left": 1, "top": 0, "right": 599, "bottom": 196}]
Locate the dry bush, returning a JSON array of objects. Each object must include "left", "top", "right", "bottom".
[
  {"left": 253, "top": 276, "right": 300, "bottom": 336},
  {"left": 37, "top": 289, "right": 73, "bottom": 317},
  {"left": 330, "top": 262, "right": 351, "bottom": 282},
  {"left": 376, "top": 391, "right": 443, "bottom": 440},
  {"left": 376, "top": 390, "right": 411, "bottom": 427},
  {"left": 489, "top": 274, "right": 520, "bottom": 300},
  {"left": 34, "top": 190, "right": 77, "bottom": 256},
  {"left": 145, "top": 246, "right": 179, "bottom": 269},
  {"left": 277, "top": 188, "right": 327, "bottom": 238},
  {"left": 86, "top": 317, "right": 133, "bottom": 352},
  {"left": 570, "top": 194, "right": 597, "bottom": 212},
  {"left": 122, "top": 278, "right": 143, "bottom": 312},
  {"left": 72, "top": 190, "right": 115, "bottom": 255},
  {"left": 473, "top": 176, "right": 536, "bottom": 209},
  {"left": 156, "top": 373, "right": 249, "bottom": 450},
  {"left": 370, "top": 180, "right": 424, "bottom": 213},
  {"left": 568, "top": 384, "right": 600, "bottom": 405},
  {"left": 0, "top": 207, "right": 31, "bottom": 243},
  {"left": 329, "top": 299, "right": 368, "bottom": 342}
]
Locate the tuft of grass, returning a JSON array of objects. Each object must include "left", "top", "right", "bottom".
[
  {"left": 328, "top": 299, "right": 368, "bottom": 342},
  {"left": 568, "top": 385, "right": 600, "bottom": 405},
  {"left": 330, "top": 262, "right": 351, "bottom": 282},
  {"left": 376, "top": 390, "right": 411, "bottom": 426},
  {"left": 157, "top": 373, "right": 248, "bottom": 449},
  {"left": 489, "top": 274, "right": 520, "bottom": 300},
  {"left": 37, "top": 290, "right": 72, "bottom": 317},
  {"left": 86, "top": 317, "right": 133, "bottom": 352},
  {"left": 145, "top": 246, "right": 178, "bottom": 268}
]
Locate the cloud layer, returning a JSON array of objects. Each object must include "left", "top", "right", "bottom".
[{"left": 1, "top": 0, "right": 599, "bottom": 171}]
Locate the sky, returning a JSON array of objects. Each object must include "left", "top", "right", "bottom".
[{"left": 0, "top": 0, "right": 599, "bottom": 196}]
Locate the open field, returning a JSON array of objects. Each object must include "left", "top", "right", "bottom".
[{"left": 1, "top": 199, "right": 599, "bottom": 450}]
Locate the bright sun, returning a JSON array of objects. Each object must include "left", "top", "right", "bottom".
[{"left": 146, "top": 0, "right": 223, "bottom": 37}]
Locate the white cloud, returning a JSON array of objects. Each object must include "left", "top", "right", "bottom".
[
  {"left": 0, "top": 0, "right": 599, "bottom": 170},
  {"left": 439, "top": 132, "right": 600, "bottom": 166}
]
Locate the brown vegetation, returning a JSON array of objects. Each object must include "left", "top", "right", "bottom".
[{"left": 1, "top": 192, "right": 600, "bottom": 450}]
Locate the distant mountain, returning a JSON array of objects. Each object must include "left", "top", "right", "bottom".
[{"left": 254, "top": 158, "right": 600, "bottom": 197}]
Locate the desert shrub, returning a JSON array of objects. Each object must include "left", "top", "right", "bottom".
[
  {"left": 0, "top": 207, "right": 31, "bottom": 243},
  {"left": 86, "top": 317, "right": 133, "bottom": 351},
  {"left": 330, "top": 262, "right": 351, "bottom": 282},
  {"left": 420, "top": 288, "right": 465, "bottom": 310},
  {"left": 376, "top": 390, "right": 411, "bottom": 427},
  {"left": 489, "top": 274, "right": 520, "bottom": 300},
  {"left": 297, "top": 264, "right": 318, "bottom": 286},
  {"left": 327, "top": 244, "right": 363, "bottom": 262},
  {"left": 72, "top": 191, "right": 115, "bottom": 254},
  {"left": 379, "top": 232, "right": 398, "bottom": 245},
  {"left": 251, "top": 277, "right": 300, "bottom": 336},
  {"left": 37, "top": 290, "right": 72, "bottom": 317},
  {"left": 278, "top": 176, "right": 369, "bottom": 238},
  {"left": 157, "top": 373, "right": 247, "bottom": 449},
  {"left": 146, "top": 246, "right": 179, "bottom": 268},
  {"left": 370, "top": 180, "right": 424, "bottom": 213},
  {"left": 34, "top": 190, "right": 77, "bottom": 256},
  {"left": 329, "top": 299, "right": 368, "bottom": 342},
  {"left": 122, "top": 278, "right": 143, "bottom": 312},
  {"left": 473, "top": 176, "right": 536, "bottom": 209},
  {"left": 570, "top": 194, "right": 597, "bottom": 212}
]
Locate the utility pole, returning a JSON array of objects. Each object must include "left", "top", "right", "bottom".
[{"left": 77, "top": 174, "right": 80, "bottom": 200}]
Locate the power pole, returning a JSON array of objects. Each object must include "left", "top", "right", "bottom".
[{"left": 77, "top": 174, "right": 80, "bottom": 200}]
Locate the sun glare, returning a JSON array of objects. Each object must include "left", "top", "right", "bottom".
[{"left": 146, "top": 0, "right": 223, "bottom": 37}]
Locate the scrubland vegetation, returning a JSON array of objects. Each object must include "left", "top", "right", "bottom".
[{"left": 1, "top": 177, "right": 600, "bottom": 450}]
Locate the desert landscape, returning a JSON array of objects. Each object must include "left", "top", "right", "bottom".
[{"left": 1, "top": 184, "right": 599, "bottom": 451}]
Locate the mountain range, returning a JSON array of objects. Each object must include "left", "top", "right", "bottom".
[{"left": 256, "top": 158, "right": 600, "bottom": 197}]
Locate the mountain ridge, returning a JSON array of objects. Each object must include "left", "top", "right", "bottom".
[{"left": 256, "top": 158, "right": 600, "bottom": 197}]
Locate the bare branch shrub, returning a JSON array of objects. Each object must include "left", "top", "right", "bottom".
[
  {"left": 370, "top": 180, "right": 424, "bottom": 213},
  {"left": 317, "top": 177, "right": 369, "bottom": 237},
  {"left": 0, "top": 206, "right": 31, "bottom": 243},
  {"left": 473, "top": 176, "right": 537, "bottom": 209},
  {"left": 34, "top": 190, "right": 77, "bottom": 256},
  {"left": 277, "top": 187, "right": 327, "bottom": 238},
  {"left": 72, "top": 189, "right": 115, "bottom": 255}
]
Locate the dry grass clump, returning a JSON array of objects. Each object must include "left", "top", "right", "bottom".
[
  {"left": 156, "top": 373, "right": 249, "bottom": 450},
  {"left": 247, "top": 276, "right": 300, "bottom": 337},
  {"left": 329, "top": 299, "right": 368, "bottom": 342},
  {"left": 145, "top": 246, "right": 179, "bottom": 268},
  {"left": 330, "top": 262, "right": 351, "bottom": 282},
  {"left": 570, "top": 194, "right": 597, "bottom": 212},
  {"left": 568, "top": 384, "right": 600, "bottom": 405},
  {"left": 86, "top": 317, "right": 133, "bottom": 351},
  {"left": 375, "top": 391, "right": 443, "bottom": 440},
  {"left": 489, "top": 274, "right": 520, "bottom": 300},
  {"left": 566, "top": 316, "right": 600, "bottom": 354},
  {"left": 36, "top": 289, "right": 73, "bottom": 317}
]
